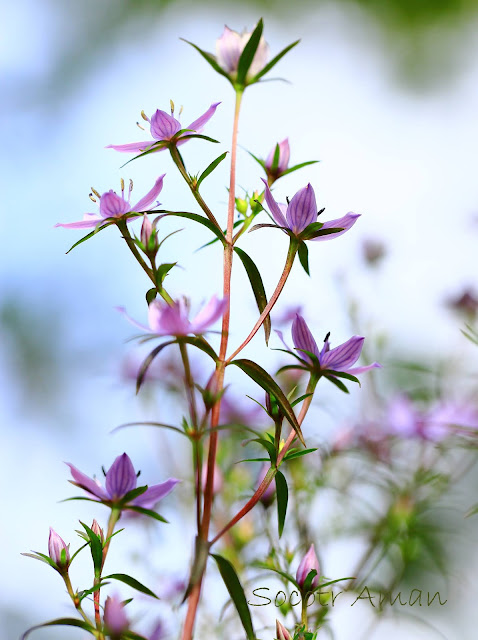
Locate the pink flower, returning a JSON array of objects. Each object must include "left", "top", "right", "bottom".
[
  {"left": 48, "top": 528, "right": 70, "bottom": 568},
  {"left": 296, "top": 544, "right": 320, "bottom": 590},
  {"left": 119, "top": 296, "right": 227, "bottom": 337},
  {"left": 216, "top": 25, "right": 269, "bottom": 80},
  {"left": 56, "top": 176, "right": 164, "bottom": 230},
  {"left": 104, "top": 594, "right": 129, "bottom": 636},
  {"left": 107, "top": 103, "right": 220, "bottom": 154}
]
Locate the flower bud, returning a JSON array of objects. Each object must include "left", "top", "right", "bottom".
[
  {"left": 235, "top": 197, "right": 248, "bottom": 215},
  {"left": 265, "top": 139, "right": 290, "bottom": 181},
  {"left": 276, "top": 620, "right": 293, "bottom": 640},
  {"left": 296, "top": 544, "right": 320, "bottom": 590},
  {"left": 104, "top": 594, "right": 129, "bottom": 636},
  {"left": 48, "top": 527, "right": 70, "bottom": 569},
  {"left": 140, "top": 215, "right": 158, "bottom": 253},
  {"left": 91, "top": 519, "right": 104, "bottom": 544}
]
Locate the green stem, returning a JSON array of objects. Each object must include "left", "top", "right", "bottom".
[
  {"left": 63, "top": 572, "right": 94, "bottom": 628},
  {"left": 169, "top": 145, "right": 221, "bottom": 230}
]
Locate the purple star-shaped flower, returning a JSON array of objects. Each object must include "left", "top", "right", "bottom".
[
  {"left": 67, "top": 453, "right": 179, "bottom": 510},
  {"left": 262, "top": 179, "right": 359, "bottom": 240},
  {"left": 283, "top": 314, "right": 381, "bottom": 376},
  {"left": 107, "top": 103, "right": 220, "bottom": 154},
  {"left": 118, "top": 295, "right": 227, "bottom": 337},
  {"left": 56, "top": 175, "right": 165, "bottom": 230}
]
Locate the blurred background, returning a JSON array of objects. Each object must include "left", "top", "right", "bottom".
[{"left": 2, "top": 0, "right": 478, "bottom": 638}]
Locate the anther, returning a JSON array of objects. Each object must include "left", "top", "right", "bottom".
[
  {"left": 170, "top": 99, "right": 175, "bottom": 115},
  {"left": 91, "top": 188, "right": 101, "bottom": 199},
  {"left": 129, "top": 178, "right": 133, "bottom": 193},
  {"left": 286, "top": 196, "right": 290, "bottom": 205},
  {"left": 141, "top": 110, "right": 149, "bottom": 121},
  {"left": 324, "top": 331, "right": 330, "bottom": 342},
  {"left": 120, "top": 178, "right": 125, "bottom": 192},
  {"left": 317, "top": 207, "right": 325, "bottom": 216},
  {"left": 136, "top": 121, "right": 145, "bottom": 130},
  {"left": 179, "top": 105, "right": 184, "bottom": 118},
  {"left": 89, "top": 193, "right": 97, "bottom": 203}
]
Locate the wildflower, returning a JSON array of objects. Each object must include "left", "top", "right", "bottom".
[
  {"left": 67, "top": 452, "right": 179, "bottom": 510},
  {"left": 290, "top": 314, "right": 380, "bottom": 376},
  {"left": 48, "top": 528, "right": 70, "bottom": 568},
  {"left": 276, "top": 620, "right": 293, "bottom": 640},
  {"left": 262, "top": 179, "right": 359, "bottom": 240},
  {"left": 216, "top": 25, "right": 269, "bottom": 80},
  {"left": 265, "top": 138, "right": 290, "bottom": 180},
  {"left": 56, "top": 176, "right": 165, "bottom": 230},
  {"left": 107, "top": 103, "right": 220, "bottom": 154},
  {"left": 119, "top": 296, "right": 227, "bottom": 337},
  {"left": 104, "top": 594, "right": 129, "bottom": 636},
  {"left": 296, "top": 544, "right": 320, "bottom": 590}
]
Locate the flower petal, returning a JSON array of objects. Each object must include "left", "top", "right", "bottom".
[
  {"left": 106, "top": 140, "right": 158, "bottom": 153},
  {"left": 346, "top": 362, "right": 382, "bottom": 375},
  {"left": 261, "top": 178, "right": 288, "bottom": 227},
  {"left": 132, "top": 175, "right": 165, "bottom": 212},
  {"left": 321, "top": 336, "right": 364, "bottom": 371},
  {"left": 311, "top": 212, "right": 360, "bottom": 241},
  {"left": 148, "top": 300, "right": 191, "bottom": 336},
  {"left": 66, "top": 463, "right": 108, "bottom": 500},
  {"left": 291, "top": 314, "right": 320, "bottom": 359},
  {"left": 116, "top": 306, "right": 151, "bottom": 333},
  {"left": 185, "top": 102, "right": 221, "bottom": 134},
  {"left": 265, "top": 138, "right": 290, "bottom": 174},
  {"left": 99, "top": 191, "right": 131, "bottom": 218},
  {"left": 150, "top": 110, "right": 181, "bottom": 140},
  {"left": 216, "top": 26, "right": 243, "bottom": 72},
  {"left": 105, "top": 453, "right": 137, "bottom": 500},
  {"left": 55, "top": 217, "right": 102, "bottom": 229},
  {"left": 190, "top": 295, "right": 228, "bottom": 334},
  {"left": 132, "top": 478, "right": 180, "bottom": 509},
  {"left": 286, "top": 184, "right": 317, "bottom": 234}
]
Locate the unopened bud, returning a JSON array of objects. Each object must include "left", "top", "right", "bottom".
[
  {"left": 296, "top": 544, "right": 320, "bottom": 591},
  {"left": 265, "top": 139, "right": 290, "bottom": 180},
  {"left": 235, "top": 197, "right": 248, "bottom": 215},
  {"left": 48, "top": 527, "right": 70, "bottom": 569},
  {"left": 104, "top": 594, "right": 129, "bottom": 637},
  {"left": 140, "top": 215, "right": 155, "bottom": 250},
  {"left": 276, "top": 620, "right": 293, "bottom": 640},
  {"left": 91, "top": 519, "right": 104, "bottom": 544}
]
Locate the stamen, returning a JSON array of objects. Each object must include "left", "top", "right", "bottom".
[
  {"left": 286, "top": 196, "right": 290, "bottom": 205},
  {"left": 136, "top": 470, "right": 141, "bottom": 478},
  {"left": 91, "top": 187, "right": 101, "bottom": 199},
  {"left": 89, "top": 193, "right": 97, "bottom": 203},
  {"left": 324, "top": 331, "right": 330, "bottom": 342},
  {"left": 141, "top": 110, "right": 149, "bottom": 122},
  {"left": 136, "top": 121, "right": 146, "bottom": 130},
  {"left": 120, "top": 178, "right": 125, "bottom": 198},
  {"left": 129, "top": 179, "right": 133, "bottom": 198},
  {"left": 317, "top": 207, "right": 325, "bottom": 216},
  {"left": 101, "top": 466, "right": 107, "bottom": 477},
  {"left": 170, "top": 99, "right": 175, "bottom": 115},
  {"left": 179, "top": 105, "right": 184, "bottom": 118}
]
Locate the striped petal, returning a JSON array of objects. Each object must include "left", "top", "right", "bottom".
[
  {"left": 261, "top": 178, "right": 288, "bottom": 227},
  {"left": 105, "top": 453, "right": 137, "bottom": 500},
  {"left": 132, "top": 174, "right": 165, "bottom": 212},
  {"left": 291, "top": 314, "right": 320, "bottom": 359},
  {"left": 311, "top": 212, "right": 360, "bottom": 241},
  {"left": 185, "top": 102, "right": 221, "bottom": 133},
  {"left": 286, "top": 184, "right": 317, "bottom": 234},
  {"left": 321, "top": 336, "right": 364, "bottom": 371}
]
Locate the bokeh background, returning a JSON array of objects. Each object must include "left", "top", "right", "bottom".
[{"left": 2, "top": 0, "right": 478, "bottom": 638}]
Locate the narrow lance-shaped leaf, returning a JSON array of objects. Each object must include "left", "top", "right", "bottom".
[
  {"left": 125, "top": 505, "right": 168, "bottom": 523},
  {"left": 181, "top": 39, "right": 233, "bottom": 83},
  {"left": 197, "top": 152, "right": 228, "bottom": 188},
  {"left": 234, "top": 247, "right": 271, "bottom": 344},
  {"left": 21, "top": 618, "right": 95, "bottom": 640},
  {"left": 211, "top": 553, "right": 256, "bottom": 640},
  {"left": 236, "top": 19, "right": 264, "bottom": 86},
  {"left": 275, "top": 470, "right": 288, "bottom": 538},
  {"left": 103, "top": 573, "right": 159, "bottom": 599},
  {"left": 155, "top": 211, "right": 226, "bottom": 246},
  {"left": 137, "top": 341, "right": 176, "bottom": 393},
  {"left": 230, "top": 359, "right": 305, "bottom": 446},
  {"left": 298, "top": 241, "right": 309, "bottom": 275},
  {"left": 250, "top": 39, "right": 300, "bottom": 82},
  {"left": 80, "top": 521, "right": 103, "bottom": 575}
]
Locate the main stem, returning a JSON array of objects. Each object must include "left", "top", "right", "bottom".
[{"left": 180, "top": 89, "right": 243, "bottom": 640}]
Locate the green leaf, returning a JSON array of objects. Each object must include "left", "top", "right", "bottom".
[
  {"left": 21, "top": 551, "right": 57, "bottom": 568},
  {"left": 302, "top": 227, "right": 344, "bottom": 240},
  {"left": 125, "top": 505, "right": 168, "bottom": 523},
  {"left": 234, "top": 247, "right": 271, "bottom": 344},
  {"left": 197, "top": 152, "right": 228, "bottom": 188},
  {"left": 280, "top": 160, "right": 319, "bottom": 177},
  {"left": 326, "top": 376, "right": 349, "bottom": 394},
  {"left": 123, "top": 633, "right": 150, "bottom": 640},
  {"left": 230, "top": 359, "right": 305, "bottom": 446},
  {"left": 252, "top": 561, "right": 299, "bottom": 589},
  {"left": 179, "top": 336, "right": 219, "bottom": 362},
  {"left": 250, "top": 39, "right": 300, "bottom": 82},
  {"left": 321, "top": 370, "right": 360, "bottom": 386},
  {"left": 155, "top": 262, "right": 176, "bottom": 286},
  {"left": 119, "top": 141, "right": 168, "bottom": 167},
  {"left": 284, "top": 447, "right": 318, "bottom": 461},
  {"left": 21, "top": 618, "right": 95, "bottom": 639},
  {"left": 79, "top": 521, "right": 103, "bottom": 574},
  {"left": 290, "top": 392, "right": 314, "bottom": 407},
  {"left": 211, "top": 553, "right": 256, "bottom": 640},
  {"left": 120, "top": 485, "right": 148, "bottom": 504},
  {"left": 298, "top": 241, "right": 310, "bottom": 275},
  {"left": 146, "top": 287, "right": 157, "bottom": 305},
  {"left": 275, "top": 470, "right": 288, "bottom": 538},
  {"left": 181, "top": 39, "right": 233, "bottom": 83},
  {"left": 137, "top": 340, "right": 176, "bottom": 392},
  {"left": 157, "top": 211, "right": 226, "bottom": 246},
  {"left": 177, "top": 133, "right": 220, "bottom": 144},
  {"left": 249, "top": 222, "right": 283, "bottom": 233},
  {"left": 247, "top": 149, "right": 266, "bottom": 169},
  {"left": 103, "top": 573, "right": 159, "bottom": 599},
  {"left": 252, "top": 437, "right": 277, "bottom": 462},
  {"left": 236, "top": 19, "right": 264, "bottom": 86},
  {"left": 112, "top": 421, "right": 188, "bottom": 438},
  {"left": 65, "top": 220, "right": 116, "bottom": 254}
]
